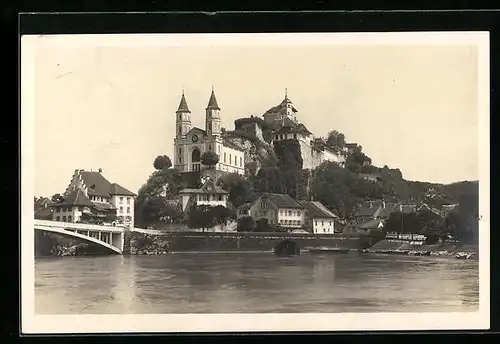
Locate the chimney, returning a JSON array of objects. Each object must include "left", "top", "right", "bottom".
[{"left": 98, "top": 168, "right": 102, "bottom": 173}]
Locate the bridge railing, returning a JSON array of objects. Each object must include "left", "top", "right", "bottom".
[{"left": 34, "top": 219, "right": 126, "bottom": 233}]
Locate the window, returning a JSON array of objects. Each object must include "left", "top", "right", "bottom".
[
  {"left": 120, "top": 206, "right": 123, "bottom": 213},
  {"left": 127, "top": 207, "right": 131, "bottom": 214},
  {"left": 178, "top": 126, "right": 182, "bottom": 134},
  {"left": 240, "top": 157, "right": 242, "bottom": 167},
  {"left": 260, "top": 202, "right": 267, "bottom": 209},
  {"left": 280, "top": 210, "right": 283, "bottom": 215},
  {"left": 62, "top": 216, "right": 67, "bottom": 222},
  {"left": 56, "top": 216, "right": 60, "bottom": 221},
  {"left": 293, "top": 134, "right": 297, "bottom": 139},
  {"left": 56, "top": 208, "right": 61, "bottom": 213},
  {"left": 78, "top": 206, "right": 84, "bottom": 211},
  {"left": 120, "top": 197, "right": 123, "bottom": 203},
  {"left": 208, "top": 145, "right": 212, "bottom": 151},
  {"left": 315, "top": 221, "right": 318, "bottom": 226},
  {"left": 224, "top": 152, "right": 226, "bottom": 163},
  {"left": 280, "top": 220, "right": 283, "bottom": 224},
  {"left": 275, "top": 135, "right": 279, "bottom": 140},
  {"left": 229, "top": 154, "right": 232, "bottom": 164},
  {"left": 127, "top": 198, "right": 130, "bottom": 204},
  {"left": 68, "top": 215, "right": 72, "bottom": 222},
  {"left": 208, "top": 123, "right": 212, "bottom": 131},
  {"left": 322, "top": 221, "right": 324, "bottom": 226},
  {"left": 288, "top": 210, "right": 292, "bottom": 216},
  {"left": 218, "top": 195, "right": 223, "bottom": 201}
]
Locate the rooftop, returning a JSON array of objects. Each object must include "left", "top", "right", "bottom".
[
  {"left": 78, "top": 170, "right": 136, "bottom": 198},
  {"left": 299, "top": 200, "right": 338, "bottom": 219},
  {"left": 260, "top": 192, "right": 303, "bottom": 209}
]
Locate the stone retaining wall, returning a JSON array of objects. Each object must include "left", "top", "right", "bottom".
[{"left": 124, "top": 231, "right": 360, "bottom": 254}]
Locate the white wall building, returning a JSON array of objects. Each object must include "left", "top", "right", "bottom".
[
  {"left": 52, "top": 169, "right": 136, "bottom": 227},
  {"left": 299, "top": 200, "right": 338, "bottom": 234},
  {"left": 173, "top": 89, "right": 245, "bottom": 175},
  {"left": 265, "top": 91, "right": 346, "bottom": 169}
]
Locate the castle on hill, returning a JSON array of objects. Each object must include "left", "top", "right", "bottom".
[{"left": 172, "top": 88, "right": 346, "bottom": 176}]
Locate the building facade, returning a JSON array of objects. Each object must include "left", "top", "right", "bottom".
[
  {"left": 51, "top": 169, "right": 136, "bottom": 227},
  {"left": 173, "top": 89, "right": 246, "bottom": 175},
  {"left": 178, "top": 178, "right": 229, "bottom": 212},
  {"left": 264, "top": 91, "right": 346, "bottom": 169},
  {"left": 299, "top": 200, "right": 338, "bottom": 234},
  {"left": 237, "top": 193, "right": 307, "bottom": 229}
]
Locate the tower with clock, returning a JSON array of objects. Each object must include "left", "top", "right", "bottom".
[{"left": 173, "top": 87, "right": 246, "bottom": 176}]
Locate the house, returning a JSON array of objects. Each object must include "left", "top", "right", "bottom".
[
  {"left": 417, "top": 203, "right": 443, "bottom": 217},
  {"left": 51, "top": 169, "right": 136, "bottom": 227},
  {"left": 354, "top": 200, "right": 384, "bottom": 223},
  {"left": 342, "top": 218, "right": 384, "bottom": 236},
  {"left": 34, "top": 197, "right": 54, "bottom": 220},
  {"left": 178, "top": 178, "right": 229, "bottom": 212},
  {"left": 299, "top": 200, "right": 338, "bottom": 234},
  {"left": 173, "top": 89, "right": 246, "bottom": 175},
  {"left": 236, "top": 192, "right": 306, "bottom": 229}
]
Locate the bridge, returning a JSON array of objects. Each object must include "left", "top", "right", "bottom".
[{"left": 34, "top": 219, "right": 127, "bottom": 254}]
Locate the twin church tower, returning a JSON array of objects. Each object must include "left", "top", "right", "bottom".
[{"left": 173, "top": 88, "right": 246, "bottom": 176}]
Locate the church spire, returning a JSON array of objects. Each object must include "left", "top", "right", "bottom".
[
  {"left": 206, "top": 87, "right": 220, "bottom": 110},
  {"left": 176, "top": 92, "right": 190, "bottom": 113},
  {"left": 281, "top": 87, "right": 292, "bottom": 105}
]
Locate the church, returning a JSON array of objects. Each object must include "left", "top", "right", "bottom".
[{"left": 173, "top": 88, "right": 246, "bottom": 175}]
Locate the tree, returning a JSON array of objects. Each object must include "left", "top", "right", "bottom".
[
  {"left": 201, "top": 151, "right": 219, "bottom": 168},
  {"left": 153, "top": 155, "right": 172, "bottom": 170},
  {"left": 228, "top": 181, "right": 253, "bottom": 208},
  {"left": 325, "top": 130, "right": 346, "bottom": 148},
  {"left": 135, "top": 168, "right": 186, "bottom": 228},
  {"left": 237, "top": 216, "right": 255, "bottom": 232},
  {"left": 245, "top": 162, "right": 258, "bottom": 177}
]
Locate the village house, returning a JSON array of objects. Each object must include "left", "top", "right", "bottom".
[
  {"left": 342, "top": 218, "right": 384, "bottom": 237},
  {"left": 298, "top": 200, "right": 338, "bottom": 234},
  {"left": 354, "top": 200, "right": 384, "bottom": 224},
  {"left": 178, "top": 177, "right": 229, "bottom": 213},
  {"left": 34, "top": 197, "right": 53, "bottom": 220},
  {"left": 51, "top": 169, "right": 136, "bottom": 227},
  {"left": 237, "top": 193, "right": 306, "bottom": 229}
]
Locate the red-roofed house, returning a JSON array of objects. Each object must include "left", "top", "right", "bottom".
[{"left": 51, "top": 169, "right": 136, "bottom": 227}]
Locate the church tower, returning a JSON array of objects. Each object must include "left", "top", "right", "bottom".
[
  {"left": 205, "top": 87, "right": 222, "bottom": 138},
  {"left": 176, "top": 91, "right": 191, "bottom": 138},
  {"left": 281, "top": 88, "right": 297, "bottom": 123}
]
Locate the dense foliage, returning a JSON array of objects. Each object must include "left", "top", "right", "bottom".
[
  {"left": 153, "top": 155, "right": 172, "bottom": 170},
  {"left": 201, "top": 151, "right": 219, "bottom": 167},
  {"left": 187, "top": 205, "right": 234, "bottom": 230},
  {"left": 134, "top": 166, "right": 186, "bottom": 228}
]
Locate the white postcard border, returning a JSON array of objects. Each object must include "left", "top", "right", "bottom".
[{"left": 21, "top": 31, "right": 490, "bottom": 334}]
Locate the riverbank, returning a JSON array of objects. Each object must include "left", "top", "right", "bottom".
[
  {"left": 364, "top": 239, "right": 478, "bottom": 260},
  {"left": 124, "top": 231, "right": 360, "bottom": 255}
]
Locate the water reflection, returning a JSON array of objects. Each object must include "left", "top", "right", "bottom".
[{"left": 35, "top": 253, "right": 479, "bottom": 314}]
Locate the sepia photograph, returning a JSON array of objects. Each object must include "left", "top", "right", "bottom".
[{"left": 21, "top": 31, "right": 490, "bottom": 333}]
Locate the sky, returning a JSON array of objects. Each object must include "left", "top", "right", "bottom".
[{"left": 27, "top": 34, "right": 482, "bottom": 197}]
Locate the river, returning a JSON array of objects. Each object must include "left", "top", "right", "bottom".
[{"left": 35, "top": 253, "right": 479, "bottom": 314}]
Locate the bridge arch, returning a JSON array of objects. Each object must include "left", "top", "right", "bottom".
[
  {"left": 34, "top": 223, "right": 123, "bottom": 255},
  {"left": 274, "top": 239, "right": 300, "bottom": 256}
]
